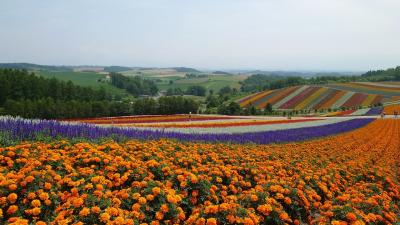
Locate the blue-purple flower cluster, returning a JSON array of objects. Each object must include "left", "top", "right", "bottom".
[
  {"left": 365, "top": 107, "right": 383, "bottom": 115},
  {"left": 0, "top": 116, "right": 374, "bottom": 145}
]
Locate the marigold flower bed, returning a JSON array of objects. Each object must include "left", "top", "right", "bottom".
[
  {"left": 0, "top": 119, "right": 399, "bottom": 224},
  {"left": 384, "top": 104, "right": 400, "bottom": 115}
]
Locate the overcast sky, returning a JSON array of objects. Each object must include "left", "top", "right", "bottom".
[{"left": 0, "top": 0, "right": 399, "bottom": 71}]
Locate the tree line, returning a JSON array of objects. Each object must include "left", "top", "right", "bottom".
[
  {"left": 166, "top": 85, "right": 207, "bottom": 96},
  {"left": 110, "top": 73, "right": 158, "bottom": 96},
  {"left": 0, "top": 69, "right": 111, "bottom": 105},
  {"left": 0, "top": 69, "right": 199, "bottom": 119},
  {"left": 361, "top": 66, "right": 400, "bottom": 81},
  {"left": 3, "top": 96, "right": 199, "bottom": 119}
]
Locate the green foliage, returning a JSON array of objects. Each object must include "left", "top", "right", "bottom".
[
  {"left": 185, "top": 85, "right": 207, "bottom": 96},
  {"left": 0, "top": 69, "right": 112, "bottom": 105},
  {"left": 166, "top": 87, "right": 184, "bottom": 96},
  {"left": 110, "top": 73, "right": 158, "bottom": 96},
  {"left": 265, "top": 103, "right": 273, "bottom": 114},
  {"left": 0, "top": 132, "right": 16, "bottom": 147},
  {"left": 362, "top": 66, "right": 400, "bottom": 81},
  {"left": 0, "top": 69, "right": 200, "bottom": 119},
  {"left": 218, "top": 102, "right": 242, "bottom": 115},
  {"left": 130, "top": 96, "right": 199, "bottom": 115}
]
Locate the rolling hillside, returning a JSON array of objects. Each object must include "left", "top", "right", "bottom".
[
  {"left": 238, "top": 85, "right": 384, "bottom": 110},
  {"left": 325, "top": 82, "right": 400, "bottom": 97}
]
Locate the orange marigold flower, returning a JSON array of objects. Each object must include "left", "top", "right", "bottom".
[
  {"left": 243, "top": 217, "right": 254, "bottom": 225},
  {"left": 7, "top": 205, "right": 18, "bottom": 215},
  {"left": 160, "top": 204, "right": 169, "bottom": 213},
  {"left": 79, "top": 207, "right": 90, "bottom": 217},
  {"left": 114, "top": 216, "right": 124, "bottom": 224},
  {"left": 8, "top": 184, "right": 17, "bottom": 191},
  {"left": 39, "top": 193, "right": 49, "bottom": 201},
  {"left": 250, "top": 194, "right": 258, "bottom": 202},
  {"left": 155, "top": 211, "right": 164, "bottom": 220},
  {"left": 132, "top": 203, "right": 141, "bottom": 211},
  {"left": 31, "top": 199, "right": 41, "bottom": 207},
  {"left": 284, "top": 197, "right": 292, "bottom": 205},
  {"left": 196, "top": 218, "right": 206, "bottom": 225},
  {"left": 257, "top": 204, "right": 272, "bottom": 215},
  {"left": 206, "top": 218, "right": 217, "bottom": 225},
  {"left": 7, "top": 193, "right": 18, "bottom": 204},
  {"left": 36, "top": 221, "right": 46, "bottom": 225},
  {"left": 226, "top": 214, "right": 235, "bottom": 223},
  {"left": 100, "top": 212, "right": 111, "bottom": 223},
  {"left": 146, "top": 194, "right": 154, "bottom": 201},
  {"left": 167, "top": 194, "right": 178, "bottom": 204},
  {"left": 44, "top": 182, "right": 52, "bottom": 190},
  {"left": 25, "top": 176, "right": 35, "bottom": 183},
  {"left": 72, "top": 198, "right": 84, "bottom": 208},
  {"left": 27, "top": 192, "right": 36, "bottom": 200},
  {"left": 44, "top": 199, "right": 52, "bottom": 206},
  {"left": 91, "top": 206, "right": 101, "bottom": 214},
  {"left": 32, "top": 207, "right": 41, "bottom": 216},
  {"left": 279, "top": 212, "right": 290, "bottom": 221},
  {"left": 191, "top": 175, "right": 198, "bottom": 184},
  {"left": 152, "top": 187, "right": 161, "bottom": 196},
  {"left": 138, "top": 197, "right": 147, "bottom": 205},
  {"left": 132, "top": 193, "right": 141, "bottom": 200},
  {"left": 346, "top": 212, "right": 357, "bottom": 221},
  {"left": 108, "top": 207, "right": 119, "bottom": 216}
]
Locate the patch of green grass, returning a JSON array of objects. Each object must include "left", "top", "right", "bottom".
[
  {"left": 36, "top": 70, "right": 105, "bottom": 86},
  {"left": 35, "top": 70, "right": 131, "bottom": 97},
  {"left": 154, "top": 75, "right": 246, "bottom": 92}
]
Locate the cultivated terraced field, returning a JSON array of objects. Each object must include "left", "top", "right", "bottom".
[
  {"left": 238, "top": 85, "right": 384, "bottom": 110},
  {"left": 326, "top": 82, "right": 400, "bottom": 97}
]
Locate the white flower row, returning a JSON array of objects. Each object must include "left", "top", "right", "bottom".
[{"left": 350, "top": 108, "right": 370, "bottom": 116}]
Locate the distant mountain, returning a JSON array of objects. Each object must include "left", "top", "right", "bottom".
[
  {"left": 213, "top": 71, "right": 232, "bottom": 75},
  {"left": 172, "top": 67, "right": 201, "bottom": 73},
  {"left": 104, "top": 66, "right": 132, "bottom": 73},
  {"left": 0, "top": 63, "right": 72, "bottom": 71}
]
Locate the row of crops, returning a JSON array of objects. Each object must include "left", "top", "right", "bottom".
[
  {"left": 0, "top": 117, "right": 399, "bottom": 224},
  {"left": 238, "top": 85, "right": 383, "bottom": 110}
]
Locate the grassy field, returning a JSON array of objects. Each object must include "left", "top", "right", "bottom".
[
  {"left": 34, "top": 69, "right": 248, "bottom": 97},
  {"left": 153, "top": 75, "right": 247, "bottom": 92},
  {"left": 35, "top": 70, "right": 131, "bottom": 97},
  {"left": 121, "top": 69, "right": 248, "bottom": 92}
]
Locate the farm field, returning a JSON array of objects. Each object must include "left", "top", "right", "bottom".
[
  {"left": 36, "top": 70, "right": 130, "bottom": 96},
  {"left": 325, "top": 82, "right": 400, "bottom": 97},
  {"left": 0, "top": 116, "right": 399, "bottom": 224},
  {"left": 35, "top": 68, "right": 247, "bottom": 94},
  {"left": 149, "top": 75, "right": 247, "bottom": 92},
  {"left": 120, "top": 68, "right": 246, "bottom": 92},
  {"left": 238, "top": 85, "right": 384, "bottom": 111}
]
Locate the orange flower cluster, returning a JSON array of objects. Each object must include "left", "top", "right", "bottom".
[
  {"left": 0, "top": 119, "right": 399, "bottom": 224},
  {"left": 383, "top": 104, "right": 400, "bottom": 115}
]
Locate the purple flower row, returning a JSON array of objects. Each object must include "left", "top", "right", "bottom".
[
  {"left": 0, "top": 117, "right": 374, "bottom": 145},
  {"left": 365, "top": 107, "right": 383, "bottom": 115}
]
